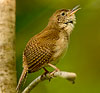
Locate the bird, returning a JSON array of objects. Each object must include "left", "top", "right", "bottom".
[{"left": 16, "top": 5, "right": 80, "bottom": 91}]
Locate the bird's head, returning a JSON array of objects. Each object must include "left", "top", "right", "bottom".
[{"left": 49, "top": 5, "right": 80, "bottom": 33}]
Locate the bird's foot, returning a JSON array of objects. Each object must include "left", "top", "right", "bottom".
[
  {"left": 41, "top": 67, "right": 51, "bottom": 81},
  {"left": 48, "top": 63, "right": 60, "bottom": 76},
  {"left": 50, "top": 68, "right": 60, "bottom": 76}
]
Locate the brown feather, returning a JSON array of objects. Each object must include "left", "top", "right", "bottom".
[{"left": 23, "top": 29, "right": 60, "bottom": 73}]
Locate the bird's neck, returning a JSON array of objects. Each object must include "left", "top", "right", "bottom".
[
  {"left": 47, "top": 20, "right": 59, "bottom": 30},
  {"left": 43, "top": 21, "right": 74, "bottom": 40},
  {"left": 64, "top": 23, "right": 74, "bottom": 36},
  {"left": 47, "top": 21, "right": 74, "bottom": 35}
]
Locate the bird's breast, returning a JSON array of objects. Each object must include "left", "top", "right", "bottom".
[{"left": 52, "top": 31, "right": 69, "bottom": 62}]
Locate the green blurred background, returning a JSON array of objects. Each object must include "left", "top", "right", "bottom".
[{"left": 16, "top": 0, "right": 100, "bottom": 93}]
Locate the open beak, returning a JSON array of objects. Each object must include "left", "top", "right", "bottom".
[{"left": 70, "top": 5, "right": 81, "bottom": 16}]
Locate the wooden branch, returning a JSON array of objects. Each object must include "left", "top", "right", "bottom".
[
  {"left": 0, "top": 0, "right": 16, "bottom": 93},
  {"left": 22, "top": 71, "right": 77, "bottom": 93}
]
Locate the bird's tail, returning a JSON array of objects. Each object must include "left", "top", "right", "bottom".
[{"left": 16, "top": 68, "right": 28, "bottom": 92}]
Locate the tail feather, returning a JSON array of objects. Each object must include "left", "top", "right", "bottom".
[{"left": 16, "top": 68, "right": 28, "bottom": 92}]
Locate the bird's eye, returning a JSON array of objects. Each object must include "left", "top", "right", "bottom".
[{"left": 61, "top": 12, "right": 65, "bottom": 16}]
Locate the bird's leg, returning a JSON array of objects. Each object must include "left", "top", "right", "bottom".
[
  {"left": 41, "top": 67, "right": 51, "bottom": 81},
  {"left": 41, "top": 64, "right": 60, "bottom": 80},
  {"left": 43, "top": 67, "right": 49, "bottom": 74},
  {"left": 41, "top": 67, "right": 49, "bottom": 76},
  {"left": 48, "top": 63, "right": 60, "bottom": 71},
  {"left": 48, "top": 63, "right": 60, "bottom": 75}
]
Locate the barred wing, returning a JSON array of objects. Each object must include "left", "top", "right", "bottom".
[{"left": 23, "top": 39, "right": 54, "bottom": 73}]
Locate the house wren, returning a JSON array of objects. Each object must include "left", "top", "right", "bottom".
[{"left": 16, "top": 5, "right": 80, "bottom": 91}]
